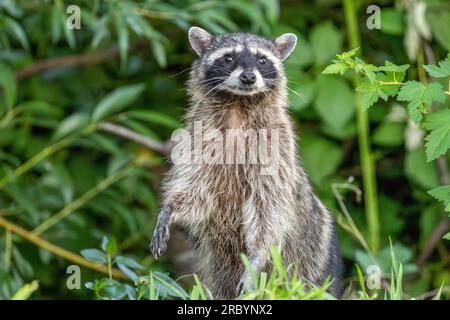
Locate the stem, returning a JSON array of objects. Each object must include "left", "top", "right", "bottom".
[
  {"left": 32, "top": 165, "right": 131, "bottom": 235},
  {"left": 107, "top": 253, "right": 112, "bottom": 280},
  {"left": 4, "top": 229, "right": 12, "bottom": 270},
  {"left": 344, "top": 0, "right": 380, "bottom": 252},
  {"left": 0, "top": 216, "right": 127, "bottom": 280},
  {"left": 0, "top": 137, "right": 74, "bottom": 189}
]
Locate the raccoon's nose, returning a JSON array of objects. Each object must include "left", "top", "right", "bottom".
[{"left": 240, "top": 70, "right": 256, "bottom": 85}]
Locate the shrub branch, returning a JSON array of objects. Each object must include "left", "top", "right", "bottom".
[{"left": 0, "top": 216, "right": 127, "bottom": 280}]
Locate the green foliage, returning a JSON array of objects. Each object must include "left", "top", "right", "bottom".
[
  {"left": 397, "top": 81, "right": 446, "bottom": 123},
  {"left": 424, "top": 54, "right": 450, "bottom": 78},
  {"left": 424, "top": 109, "right": 450, "bottom": 162},
  {"left": 323, "top": 49, "right": 450, "bottom": 246}
]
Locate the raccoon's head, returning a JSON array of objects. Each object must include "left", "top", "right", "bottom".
[{"left": 188, "top": 27, "right": 296, "bottom": 99}]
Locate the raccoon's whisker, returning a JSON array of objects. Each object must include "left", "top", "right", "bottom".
[
  {"left": 286, "top": 86, "right": 306, "bottom": 102},
  {"left": 197, "top": 76, "right": 227, "bottom": 84},
  {"left": 169, "top": 66, "right": 195, "bottom": 78},
  {"left": 196, "top": 83, "right": 223, "bottom": 105},
  {"left": 261, "top": 71, "right": 277, "bottom": 77}
]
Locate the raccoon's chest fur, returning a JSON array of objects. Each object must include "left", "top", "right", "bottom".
[{"left": 185, "top": 103, "right": 292, "bottom": 242}]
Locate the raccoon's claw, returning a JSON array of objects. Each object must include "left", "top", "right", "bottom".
[
  {"left": 236, "top": 271, "right": 253, "bottom": 297},
  {"left": 150, "top": 224, "right": 170, "bottom": 259}
]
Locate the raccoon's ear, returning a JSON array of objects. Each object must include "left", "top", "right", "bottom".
[
  {"left": 274, "top": 33, "right": 297, "bottom": 61},
  {"left": 188, "top": 26, "right": 212, "bottom": 57}
]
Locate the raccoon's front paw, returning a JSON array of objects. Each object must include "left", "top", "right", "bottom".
[
  {"left": 236, "top": 271, "right": 254, "bottom": 297},
  {"left": 150, "top": 223, "right": 170, "bottom": 259}
]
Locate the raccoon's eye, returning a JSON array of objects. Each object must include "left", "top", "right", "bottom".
[
  {"left": 224, "top": 54, "right": 234, "bottom": 63},
  {"left": 258, "top": 56, "right": 267, "bottom": 65}
]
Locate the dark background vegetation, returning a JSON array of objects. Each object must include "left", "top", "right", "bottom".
[{"left": 0, "top": 0, "right": 449, "bottom": 299}]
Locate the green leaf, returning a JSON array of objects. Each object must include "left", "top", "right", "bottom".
[
  {"left": 101, "top": 235, "right": 118, "bottom": 255},
  {"left": 423, "top": 53, "right": 450, "bottom": 78},
  {"left": 377, "top": 65, "right": 407, "bottom": 97},
  {"left": 380, "top": 8, "right": 405, "bottom": 35},
  {"left": 424, "top": 109, "right": 450, "bottom": 162},
  {"left": 310, "top": 21, "right": 342, "bottom": 64},
  {"left": 354, "top": 57, "right": 378, "bottom": 83},
  {"left": 428, "top": 185, "right": 450, "bottom": 211},
  {"left": 321, "top": 61, "right": 348, "bottom": 75},
  {"left": 405, "top": 147, "right": 439, "bottom": 189},
  {"left": 443, "top": 232, "right": 450, "bottom": 240},
  {"left": 117, "top": 263, "right": 138, "bottom": 281},
  {"left": 0, "top": 62, "right": 17, "bottom": 110},
  {"left": 4, "top": 184, "right": 40, "bottom": 225},
  {"left": 397, "top": 81, "right": 447, "bottom": 123},
  {"left": 300, "top": 134, "right": 342, "bottom": 184},
  {"left": 115, "top": 12, "right": 129, "bottom": 68},
  {"left": 114, "top": 256, "right": 144, "bottom": 270},
  {"left": 53, "top": 113, "right": 90, "bottom": 140},
  {"left": 51, "top": 4, "right": 62, "bottom": 43},
  {"left": 92, "top": 84, "right": 145, "bottom": 122},
  {"left": 356, "top": 81, "right": 387, "bottom": 111},
  {"left": 373, "top": 122, "right": 405, "bottom": 147},
  {"left": 125, "top": 13, "right": 159, "bottom": 40},
  {"left": 80, "top": 249, "right": 107, "bottom": 264},
  {"left": 4, "top": 16, "right": 29, "bottom": 50},
  {"left": 128, "top": 110, "right": 181, "bottom": 129},
  {"left": 428, "top": 11, "right": 450, "bottom": 51},
  {"left": 18, "top": 100, "right": 63, "bottom": 119},
  {"left": 151, "top": 41, "right": 167, "bottom": 68},
  {"left": 314, "top": 76, "right": 354, "bottom": 129},
  {"left": 378, "top": 61, "right": 410, "bottom": 74}
]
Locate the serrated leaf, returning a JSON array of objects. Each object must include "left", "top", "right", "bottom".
[
  {"left": 424, "top": 109, "right": 450, "bottom": 162},
  {"left": 428, "top": 185, "right": 450, "bottom": 211},
  {"left": 354, "top": 58, "right": 378, "bottom": 83},
  {"left": 423, "top": 53, "right": 450, "bottom": 78},
  {"left": 92, "top": 84, "right": 145, "bottom": 122},
  {"left": 336, "top": 47, "right": 359, "bottom": 60},
  {"left": 356, "top": 81, "right": 386, "bottom": 111},
  {"left": 397, "top": 81, "right": 447, "bottom": 123},
  {"left": 378, "top": 61, "right": 410, "bottom": 73},
  {"left": 322, "top": 61, "right": 348, "bottom": 75}
]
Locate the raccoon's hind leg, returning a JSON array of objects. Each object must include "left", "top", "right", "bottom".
[{"left": 150, "top": 204, "right": 173, "bottom": 259}]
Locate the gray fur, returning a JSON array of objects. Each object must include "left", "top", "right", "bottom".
[{"left": 150, "top": 28, "right": 343, "bottom": 299}]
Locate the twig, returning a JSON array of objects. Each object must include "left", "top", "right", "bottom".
[
  {"left": 416, "top": 42, "right": 450, "bottom": 267},
  {"left": 98, "top": 122, "right": 172, "bottom": 156},
  {"left": 0, "top": 216, "right": 127, "bottom": 280},
  {"left": 15, "top": 42, "right": 145, "bottom": 80}
]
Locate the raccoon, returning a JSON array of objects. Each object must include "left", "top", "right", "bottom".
[{"left": 150, "top": 27, "right": 343, "bottom": 299}]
